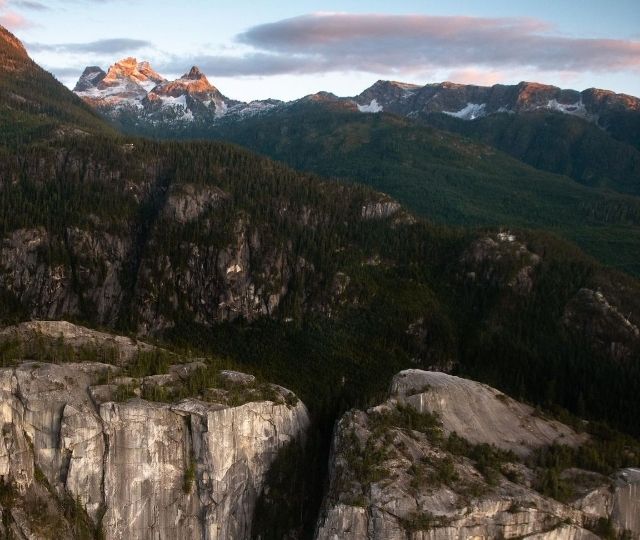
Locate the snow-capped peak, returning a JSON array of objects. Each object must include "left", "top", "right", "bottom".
[
  {"left": 101, "top": 57, "right": 165, "bottom": 88},
  {"left": 149, "top": 66, "right": 220, "bottom": 99},
  {"left": 73, "top": 58, "right": 168, "bottom": 110},
  {"left": 73, "top": 66, "right": 106, "bottom": 92}
]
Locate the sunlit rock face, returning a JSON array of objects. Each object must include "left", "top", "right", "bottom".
[
  {"left": 74, "top": 59, "right": 282, "bottom": 123},
  {"left": 74, "top": 57, "right": 167, "bottom": 109}
]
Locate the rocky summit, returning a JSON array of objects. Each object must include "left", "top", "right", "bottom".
[
  {"left": 353, "top": 80, "right": 640, "bottom": 123},
  {"left": 74, "top": 57, "right": 282, "bottom": 122}
]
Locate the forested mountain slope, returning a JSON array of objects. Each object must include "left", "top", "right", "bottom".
[
  {"left": 1, "top": 105, "right": 640, "bottom": 438},
  {"left": 69, "top": 52, "right": 640, "bottom": 275},
  {"left": 0, "top": 27, "right": 112, "bottom": 145},
  {"left": 191, "top": 103, "right": 640, "bottom": 275},
  {"left": 423, "top": 110, "right": 640, "bottom": 196}
]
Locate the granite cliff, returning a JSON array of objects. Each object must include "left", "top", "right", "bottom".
[
  {"left": 316, "top": 370, "right": 640, "bottom": 539},
  {"left": 0, "top": 325, "right": 309, "bottom": 539}
]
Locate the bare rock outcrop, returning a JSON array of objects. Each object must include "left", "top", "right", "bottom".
[
  {"left": 461, "top": 231, "right": 541, "bottom": 294},
  {"left": 361, "top": 199, "right": 401, "bottom": 220},
  {"left": 563, "top": 288, "right": 640, "bottom": 361},
  {"left": 0, "top": 359, "right": 309, "bottom": 539},
  {"left": 0, "top": 227, "right": 80, "bottom": 320},
  {"left": 315, "top": 370, "right": 640, "bottom": 540},
  {"left": 391, "top": 370, "right": 586, "bottom": 457},
  {"left": 0, "top": 319, "right": 159, "bottom": 365},
  {"left": 162, "top": 183, "right": 230, "bottom": 224}
]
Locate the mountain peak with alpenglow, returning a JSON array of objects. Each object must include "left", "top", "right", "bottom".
[
  {"left": 101, "top": 57, "right": 165, "bottom": 90},
  {"left": 73, "top": 58, "right": 284, "bottom": 121},
  {"left": 185, "top": 66, "right": 206, "bottom": 80}
]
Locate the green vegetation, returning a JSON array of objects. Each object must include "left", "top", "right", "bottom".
[
  {"left": 349, "top": 401, "right": 640, "bottom": 510},
  {"left": 342, "top": 427, "right": 392, "bottom": 487},
  {"left": 1, "top": 90, "right": 639, "bottom": 438},
  {"left": 400, "top": 511, "right": 451, "bottom": 532},
  {"left": 444, "top": 434, "right": 518, "bottom": 486},
  {"left": 368, "top": 403, "right": 442, "bottom": 439},
  {"left": 424, "top": 455, "right": 459, "bottom": 485},
  {"left": 1, "top": 130, "right": 638, "bottom": 536},
  {"left": 584, "top": 516, "right": 634, "bottom": 540},
  {"left": 423, "top": 111, "right": 640, "bottom": 196},
  {"left": 105, "top": 350, "right": 291, "bottom": 407},
  {"left": 183, "top": 459, "right": 196, "bottom": 494},
  {"left": 29, "top": 461, "right": 102, "bottom": 540},
  {"left": 532, "top": 436, "right": 640, "bottom": 477},
  {"left": 123, "top": 349, "right": 174, "bottom": 377},
  {"left": 529, "top": 421, "right": 640, "bottom": 502},
  {"left": 0, "top": 334, "right": 119, "bottom": 366},
  {"left": 113, "top": 383, "right": 138, "bottom": 401},
  {"left": 125, "top": 102, "right": 640, "bottom": 275},
  {"left": 0, "top": 28, "right": 111, "bottom": 148}
]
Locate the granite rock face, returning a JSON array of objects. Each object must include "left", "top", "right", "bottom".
[
  {"left": 460, "top": 231, "right": 541, "bottom": 294},
  {"left": 0, "top": 320, "right": 159, "bottom": 364},
  {"left": 0, "top": 171, "right": 374, "bottom": 336},
  {"left": 563, "top": 287, "right": 640, "bottom": 361},
  {"left": 0, "top": 359, "right": 309, "bottom": 539},
  {"left": 315, "top": 370, "right": 640, "bottom": 540}
]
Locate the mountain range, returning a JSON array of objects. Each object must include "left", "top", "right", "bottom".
[{"left": 74, "top": 57, "right": 640, "bottom": 133}]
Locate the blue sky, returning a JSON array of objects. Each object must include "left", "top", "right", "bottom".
[{"left": 3, "top": 0, "right": 639, "bottom": 101}]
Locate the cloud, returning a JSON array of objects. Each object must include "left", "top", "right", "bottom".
[
  {"left": 445, "top": 68, "right": 508, "bottom": 87},
  {"left": 0, "top": 0, "right": 32, "bottom": 28},
  {"left": 42, "top": 65, "right": 82, "bottom": 77},
  {"left": 0, "top": 11, "right": 29, "bottom": 29},
  {"left": 165, "top": 13, "right": 640, "bottom": 78},
  {"left": 27, "top": 38, "right": 153, "bottom": 54},
  {"left": 11, "top": 0, "right": 49, "bottom": 10}
]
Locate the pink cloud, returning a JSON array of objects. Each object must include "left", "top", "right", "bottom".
[
  {"left": 446, "top": 69, "right": 508, "bottom": 87},
  {"left": 231, "top": 13, "right": 640, "bottom": 74},
  {"left": 160, "top": 13, "right": 640, "bottom": 79},
  {"left": 0, "top": 3, "right": 31, "bottom": 29}
]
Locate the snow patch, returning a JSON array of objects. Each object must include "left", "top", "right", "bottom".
[
  {"left": 214, "top": 99, "right": 228, "bottom": 118},
  {"left": 358, "top": 99, "right": 383, "bottom": 113},
  {"left": 443, "top": 102, "right": 487, "bottom": 120},
  {"left": 497, "top": 232, "right": 516, "bottom": 242},
  {"left": 222, "top": 100, "right": 282, "bottom": 120},
  {"left": 80, "top": 70, "right": 104, "bottom": 85},
  {"left": 546, "top": 99, "right": 588, "bottom": 118},
  {"left": 158, "top": 94, "right": 187, "bottom": 109},
  {"left": 157, "top": 95, "right": 196, "bottom": 121},
  {"left": 140, "top": 80, "right": 158, "bottom": 92}
]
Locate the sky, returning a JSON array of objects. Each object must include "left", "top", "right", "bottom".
[{"left": 2, "top": 0, "right": 639, "bottom": 102}]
